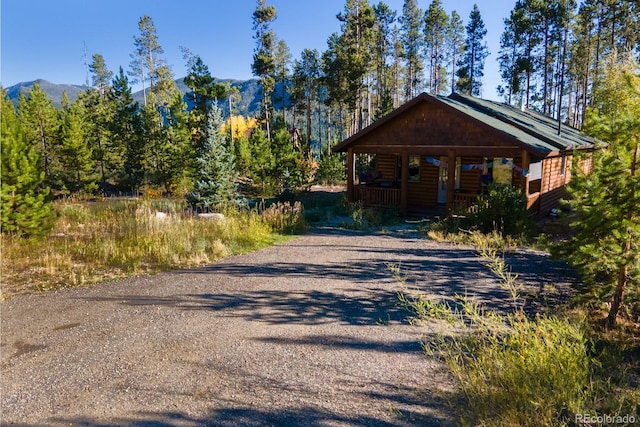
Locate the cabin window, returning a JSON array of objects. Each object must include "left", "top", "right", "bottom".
[
  {"left": 560, "top": 156, "right": 566, "bottom": 176},
  {"left": 493, "top": 157, "right": 513, "bottom": 185},
  {"left": 408, "top": 155, "right": 420, "bottom": 182}
]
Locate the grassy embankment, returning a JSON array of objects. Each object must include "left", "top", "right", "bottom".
[
  {"left": 1, "top": 197, "right": 307, "bottom": 300},
  {"left": 397, "top": 224, "right": 639, "bottom": 426}
]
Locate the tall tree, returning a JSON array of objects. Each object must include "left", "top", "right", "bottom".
[
  {"left": 293, "top": 48, "right": 322, "bottom": 158},
  {"left": 448, "top": 10, "right": 465, "bottom": 94},
  {"left": 251, "top": 0, "right": 277, "bottom": 140},
  {"left": 424, "top": 0, "right": 449, "bottom": 95},
  {"left": 186, "top": 102, "right": 238, "bottom": 212},
  {"left": 557, "top": 56, "right": 639, "bottom": 327},
  {"left": 17, "top": 83, "right": 60, "bottom": 187},
  {"left": 109, "top": 67, "right": 144, "bottom": 192},
  {"left": 1, "top": 90, "right": 55, "bottom": 238},
  {"left": 336, "top": 0, "right": 375, "bottom": 133},
  {"left": 129, "top": 15, "right": 164, "bottom": 106},
  {"left": 182, "top": 49, "right": 227, "bottom": 151},
  {"left": 89, "top": 54, "right": 113, "bottom": 98},
  {"left": 86, "top": 54, "right": 114, "bottom": 188},
  {"left": 372, "top": 2, "right": 397, "bottom": 117},
  {"left": 59, "top": 99, "right": 94, "bottom": 193},
  {"left": 457, "top": 4, "right": 489, "bottom": 97},
  {"left": 273, "top": 39, "right": 293, "bottom": 121},
  {"left": 399, "top": 0, "right": 424, "bottom": 99}
]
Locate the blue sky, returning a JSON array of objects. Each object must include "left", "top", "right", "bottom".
[{"left": 2, "top": 0, "right": 516, "bottom": 100}]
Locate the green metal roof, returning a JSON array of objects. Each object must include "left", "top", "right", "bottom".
[
  {"left": 446, "top": 93, "right": 597, "bottom": 153},
  {"left": 333, "top": 92, "right": 598, "bottom": 157}
]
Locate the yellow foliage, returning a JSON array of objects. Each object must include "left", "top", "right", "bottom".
[{"left": 222, "top": 115, "right": 258, "bottom": 139}]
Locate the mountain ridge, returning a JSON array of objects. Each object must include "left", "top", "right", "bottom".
[{"left": 5, "top": 77, "right": 262, "bottom": 117}]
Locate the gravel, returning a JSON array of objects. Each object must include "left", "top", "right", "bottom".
[{"left": 0, "top": 225, "right": 579, "bottom": 426}]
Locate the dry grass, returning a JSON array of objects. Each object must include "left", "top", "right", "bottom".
[{"left": 1, "top": 199, "right": 297, "bottom": 299}]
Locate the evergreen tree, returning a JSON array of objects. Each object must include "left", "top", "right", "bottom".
[
  {"left": 556, "top": 56, "right": 640, "bottom": 327},
  {"left": 251, "top": 0, "right": 277, "bottom": 140},
  {"left": 129, "top": 15, "right": 165, "bottom": 106},
  {"left": 1, "top": 91, "right": 55, "bottom": 238},
  {"left": 457, "top": 4, "right": 489, "bottom": 97},
  {"left": 86, "top": 54, "right": 114, "bottom": 188},
  {"left": 448, "top": 10, "right": 465, "bottom": 95},
  {"left": 17, "top": 83, "right": 60, "bottom": 187},
  {"left": 59, "top": 99, "right": 95, "bottom": 193},
  {"left": 315, "top": 141, "right": 346, "bottom": 185},
  {"left": 186, "top": 102, "right": 238, "bottom": 212},
  {"left": 109, "top": 67, "right": 144, "bottom": 192},
  {"left": 424, "top": 0, "right": 449, "bottom": 95},
  {"left": 248, "top": 127, "right": 276, "bottom": 196},
  {"left": 400, "top": 0, "right": 424, "bottom": 99},
  {"left": 182, "top": 49, "right": 226, "bottom": 151},
  {"left": 372, "top": 2, "right": 397, "bottom": 117},
  {"left": 292, "top": 48, "right": 321, "bottom": 158},
  {"left": 273, "top": 39, "right": 293, "bottom": 121},
  {"left": 89, "top": 53, "right": 113, "bottom": 97},
  {"left": 336, "top": 0, "right": 375, "bottom": 133}
]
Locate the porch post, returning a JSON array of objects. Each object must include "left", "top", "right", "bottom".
[
  {"left": 400, "top": 151, "right": 408, "bottom": 216},
  {"left": 446, "top": 149, "right": 456, "bottom": 215},
  {"left": 347, "top": 148, "right": 354, "bottom": 203},
  {"left": 521, "top": 149, "right": 530, "bottom": 196}
]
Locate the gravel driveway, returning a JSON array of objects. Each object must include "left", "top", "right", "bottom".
[{"left": 1, "top": 225, "right": 579, "bottom": 426}]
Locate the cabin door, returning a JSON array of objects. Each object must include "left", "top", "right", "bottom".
[{"left": 437, "top": 156, "right": 448, "bottom": 204}]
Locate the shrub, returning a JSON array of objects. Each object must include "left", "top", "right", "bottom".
[
  {"left": 470, "top": 184, "right": 530, "bottom": 237},
  {"left": 260, "top": 201, "right": 308, "bottom": 234}
]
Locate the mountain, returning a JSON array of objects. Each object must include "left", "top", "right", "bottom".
[
  {"left": 5, "top": 77, "right": 263, "bottom": 117},
  {"left": 5, "top": 79, "right": 89, "bottom": 108}
]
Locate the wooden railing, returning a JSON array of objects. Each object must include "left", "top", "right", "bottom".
[
  {"left": 453, "top": 192, "right": 479, "bottom": 211},
  {"left": 354, "top": 185, "right": 400, "bottom": 207}
]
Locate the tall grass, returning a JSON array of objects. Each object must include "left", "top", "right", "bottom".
[
  {"left": 394, "top": 250, "right": 638, "bottom": 426},
  {"left": 1, "top": 198, "right": 304, "bottom": 299}
]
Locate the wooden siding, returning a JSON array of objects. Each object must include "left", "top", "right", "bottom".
[
  {"left": 407, "top": 157, "right": 438, "bottom": 210},
  {"left": 459, "top": 156, "right": 483, "bottom": 194},
  {"left": 348, "top": 101, "right": 523, "bottom": 157},
  {"left": 373, "top": 154, "right": 398, "bottom": 183}
]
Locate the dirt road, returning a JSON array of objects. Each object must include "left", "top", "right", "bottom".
[{"left": 1, "top": 226, "right": 577, "bottom": 426}]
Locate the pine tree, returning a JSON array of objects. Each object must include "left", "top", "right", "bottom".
[
  {"left": 457, "top": 4, "right": 489, "bottom": 97},
  {"left": 186, "top": 102, "right": 238, "bottom": 212},
  {"left": 336, "top": 0, "right": 375, "bottom": 132},
  {"left": 182, "top": 50, "right": 226, "bottom": 152},
  {"left": 399, "top": 0, "right": 424, "bottom": 99},
  {"left": 248, "top": 127, "right": 276, "bottom": 196},
  {"left": 372, "top": 2, "right": 397, "bottom": 117},
  {"left": 292, "top": 48, "right": 321, "bottom": 157},
  {"left": 315, "top": 141, "right": 346, "bottom": 185},
  {"left": 18, "top": 83, "right": 60, "bottom": 187},
  {"left": 424, "top": 0, "right": 449, "bottom": 95},
  {"left": 89, "top": 53, "right": 113, "bottom": 98},
  {"left": 448, "top": 11, "right": 465, "bottom": 95},
  {"left": 273, "top": 39, "right": 293, "bottom": 121},
  {"left": 109, "top": 67, "right": 144, "bottom": 192},
  {"left": 251, "top": 0, "right": 277, "bottom": 140},
  {"left": 129, "top": 15, "right": 165, "bottom": 106},
  {"left": 557, "top": 56, "right": 639, "bottom": 327},
  {"left": 1, "top": 90, "right": 55, "bottom": 238},
  {"left": 86, "top": 54, "right": 114, "bottom": 188},
  {"left": 59, "top": 99, "right": 95, "bottom": 193}
]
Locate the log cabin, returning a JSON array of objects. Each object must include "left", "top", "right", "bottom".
[{"left": 332, "top": 92, "right": 597, "bottom": 217}]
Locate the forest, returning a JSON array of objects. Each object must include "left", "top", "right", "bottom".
[
  {"left": 2, "top": 0, "right": 639, "bottom": 221},
  {"left": 2, "top": 2, "right": 639, "bottom": 421}
]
